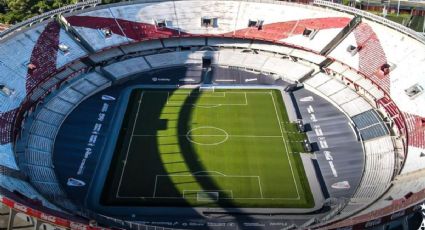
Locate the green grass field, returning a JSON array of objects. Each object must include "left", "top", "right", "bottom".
[{"left": 102, "top": 88, "right": 314, "bottom": 208}]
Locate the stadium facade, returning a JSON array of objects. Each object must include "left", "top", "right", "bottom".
[{"left": 0, "top": 0, "right": 424, "bottom": 229}]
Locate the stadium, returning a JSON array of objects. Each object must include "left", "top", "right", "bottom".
[{"left": 0, "top": 0, "right": 424, "bottom": 229}]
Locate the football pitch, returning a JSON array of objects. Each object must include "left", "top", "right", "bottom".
[{"left": 102, "top": 88, "right": 314, "bottom": 208}]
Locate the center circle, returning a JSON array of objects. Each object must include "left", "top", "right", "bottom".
[{"left": 186, "top": 126, "right": 229, "bottom": 146}]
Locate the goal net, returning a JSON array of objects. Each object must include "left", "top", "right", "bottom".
[
  {"left": 199, "top": 86, "right": 215, "bottom": 92},
  {"left": 197, "top": 191, "right": 219, "bottom": 202}
]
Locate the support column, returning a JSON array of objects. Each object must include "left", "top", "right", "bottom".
[{"left": 6, "top": 209, "right": 16, "bottom": 230}]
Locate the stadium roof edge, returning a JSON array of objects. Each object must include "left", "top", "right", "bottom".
[
  {"left": 0, "top": 0, "right": 101, "bottom": 40},
  {"left": 2, "top": 0, "right": 424, "bottom": 44},
  {"left": 313, "top": 0, "right": 425, "bottom": 44}
]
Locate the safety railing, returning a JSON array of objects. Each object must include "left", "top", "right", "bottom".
[
  {"left": 313, "top": 0, "right": 425, "bottom": 44},
  {"left": 0, "top": 0, "right": 101, "bottom": 39}
]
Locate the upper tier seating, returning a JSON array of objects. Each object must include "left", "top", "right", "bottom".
[
  {"left": 64, "top": 1, "right": 352, "bottom": 53},
  {"left": 56, "top": 29, "right": 89, "bottom": 69}
]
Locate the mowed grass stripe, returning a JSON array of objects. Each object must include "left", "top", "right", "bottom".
[{"left": 103, "top": 89, "right": 314, "bottom": 208}]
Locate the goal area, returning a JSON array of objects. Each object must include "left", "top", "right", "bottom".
[{"left": 199, "top": 86, "right": 215, "bottom": 92}]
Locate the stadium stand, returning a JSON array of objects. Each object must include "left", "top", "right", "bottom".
[
  {"left": 207, "top": 38, "right": 251, "bottom": 48},
  {"left": 0, "top": 144, "right": 18, "bottom": 170},
  {"left": 15, "top": 72, "right": 110, "bottom": 212},
  {"left": 352, "top": 110, "right": 389, "bottom": 141},
  {"left": 0, "top": 0, "right": 424, "bottom": 229},
  {"left": 120, "top": 40, "right": 163, "bottom": 54},
  {"left": 56, "top": 29, "right": 89, "bottom": 69},
  {"left": 102, "top": 56, "right": 152, "bottom": 80},
  {"left": 304, "top": 72, "right": 373, "bottom": 117},
  {"left": 0, "top": 174, "right": 59, "bottom": 210},
  {"left": 338, "top": 136, "right": 395, "bottom": 214}
]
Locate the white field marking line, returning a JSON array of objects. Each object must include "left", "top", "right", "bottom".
[
  {"left": 145, "top": 90, "right": 271, "bottom": 94},
  {"left": 119, "top": 90, "right": 299, "bottom": 200},
  {"left": 166, "top": 102, "right": 248, "bottom": 106},
  {"left": 153, "top": 175, "right": 263, "bottom": 199},
  {"left": 182, "top": 190, "right": 234, "bottom": 199},
  {"left": 192, "top": 171, "right": 227, "bottom": 176},
  {"left": 157, "top": 174, "right": 260, "bottom": 178},
  {"left": 165, "top": 91, "right": 248, "bottom": 107},
  {"left": 197, "top": 192, "right": 219, "bottom": 202},
  {"left": 121, "top": 175, "right": 299, "bottom": 200},
  {"left": 165, "top": 91, "right": 226, "bottom": 97},
  {"left": 186, "top": 126, "right": 229, "bottom": 146},
  {"left": 270, "top": 92, "right": 301, "bottom": 200},
  {"left": 257, "top": 176, "right": 264, "bottom": 198},
  {"left": 152, "top": 175, "right": 158, "bottom": 198},
  {"left": 116, "top": 92, "right": 144, "bottom": 198},
  {"left": 132, "top": 134, "right": 283, "bottom": 138},
  {"left": 118, "top": 196, "right": 301, "bottom": 200}
]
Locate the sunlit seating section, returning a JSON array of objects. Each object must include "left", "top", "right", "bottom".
[
  {"left": 145, "top": 51, "right": 203, "bottom": 68},
  {"left": 352, "top": 136, "right": 395, "bottom": 201},
  {"left": 304, "top": 72, "right": 372, "bottom": 117}
]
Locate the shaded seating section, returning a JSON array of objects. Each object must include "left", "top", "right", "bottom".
[
  {"left": 55, "top": 28, "right": 89, "bottom": 69},
  {"left": 0, "top": 109, "right": 18, "bottom": 145},
  {"left": 0, "top": 174, "right": 59, "bottom": 211},
  {"left": 0, "top": 24, "right": 47, "bottom": 144},
  {"left": 87, "top": 48, "right": 125, "bottom": 64},
  {"left": 163, "top": 38, "right": 205, "bottom": 48},
  {"left": 352, "top": 110, "right": 389, "bottom": 141},
  {"left": 0, "top": 143, "right": 19, "bottom": 169},
  {"left": 0, "top": 23, "right": 45, "bottom": 80},
  {"left": 19, "top": 72, "right": 110, "bottom": 211},
  {"left": 120, "top": 40, "right": 163, "bottom": 54},
  {"left": 0, "top": 67, "right": 26, "bottom": 113}
]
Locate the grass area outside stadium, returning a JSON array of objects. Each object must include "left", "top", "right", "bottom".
[{"left": 101, "top": 88, "right": 314, "bottom": 209}]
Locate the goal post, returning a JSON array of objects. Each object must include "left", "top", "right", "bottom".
[
  {"left": 197, "top": 191, "right": 219, "bottom": 202},
  {"left": 199, "top": 86, "right": 215, "bottom": 93}
]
